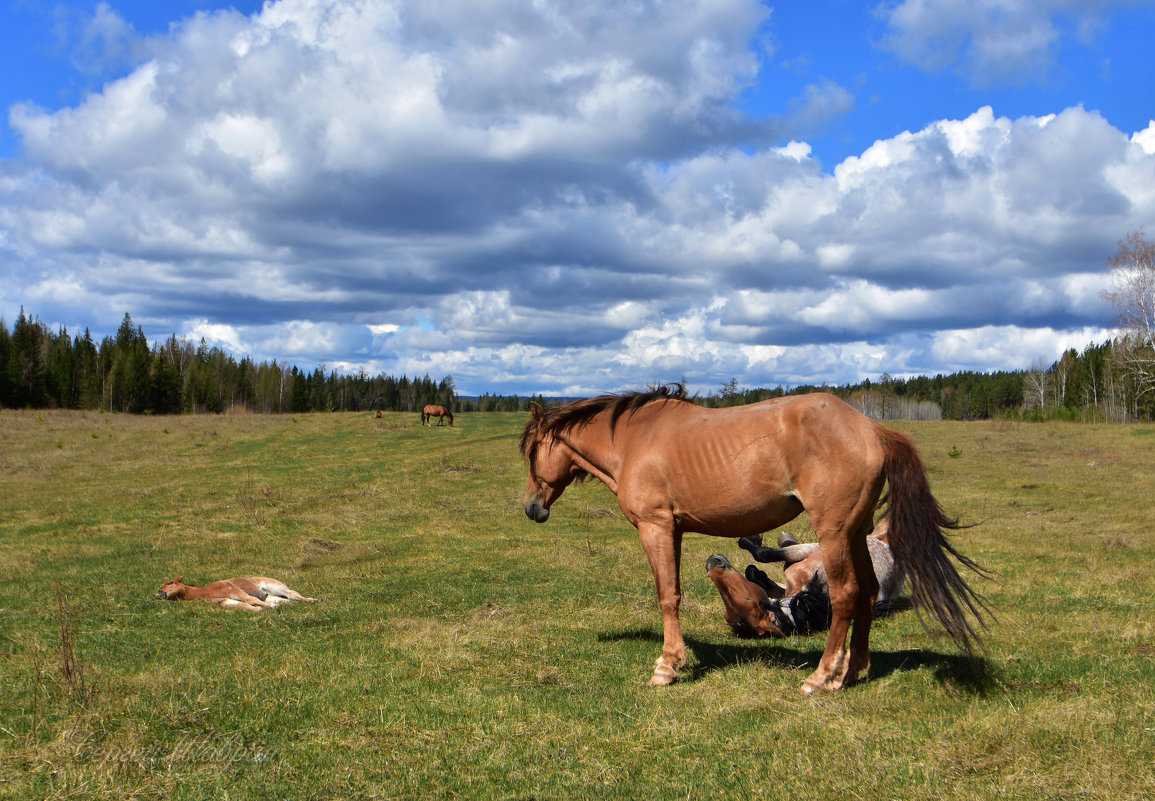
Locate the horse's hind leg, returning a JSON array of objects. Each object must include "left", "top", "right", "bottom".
[
  {"left": 738, "top": 537, "right": 818, "bottom": 565},
  {"left": 802, "top": 516, "right": 879, "bottom": 694},
  {"left": 275, "top": 585, "right": 318, "bottom": 603}
]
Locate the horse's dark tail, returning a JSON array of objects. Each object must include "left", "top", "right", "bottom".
[{"left": 877, "top": 426, "right": 992, "bottom": 655}]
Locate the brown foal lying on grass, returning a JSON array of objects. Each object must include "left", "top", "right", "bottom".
[
  {"left": 706, "top": 519, "right": 905, "bottom": 638},
  {"left": 156, "top": 576, "right": 319, "bottom": 610}
]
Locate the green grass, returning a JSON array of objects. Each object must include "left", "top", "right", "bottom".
[{"left": 1, "top": 409, "right": 1153, "bottom": 799}]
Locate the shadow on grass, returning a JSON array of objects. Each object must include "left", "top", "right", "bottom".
[{"left": 599, "top": 628, "right": 995, "bottom": 694}]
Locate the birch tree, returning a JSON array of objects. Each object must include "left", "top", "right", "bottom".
[{"left": 1101, "top": 230, "right": 1155, "bottom": 401}]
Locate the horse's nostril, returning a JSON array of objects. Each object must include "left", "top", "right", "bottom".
[{"left": 524, "top": 499, "right": 550, "bottom": 523}]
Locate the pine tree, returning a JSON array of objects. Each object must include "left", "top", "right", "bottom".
[
  {"left": 10, "top": 308, "right": 48, "bottom": 407},
  {"left": 0, "top": 318, "right": 13, "bottom": 407}
]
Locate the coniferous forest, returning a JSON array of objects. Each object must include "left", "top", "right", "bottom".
[
  {"left": 0, "top": 310, "right": 461, "bottom": 415},
  {"left": 2, "top": 308, "right": 1153, "bottom": 421}
]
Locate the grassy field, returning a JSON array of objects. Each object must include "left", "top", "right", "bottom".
[{"left": 1, "top": 408, "right": 1153, "bottom": 800}]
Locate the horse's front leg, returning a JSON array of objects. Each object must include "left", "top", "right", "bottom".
[
  {"left": 637, "top": 521, "right": 684, "bottom": 686},
  {"left": 237, "top": 591, "right": 275, "bottom": 609}
]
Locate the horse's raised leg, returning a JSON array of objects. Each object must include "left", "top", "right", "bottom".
[
  {"left": 802, "top": 520, "right": 879, "bottom": 694},
  {"left": 637, "top": 522, "right": 685, "bottom": 685}
]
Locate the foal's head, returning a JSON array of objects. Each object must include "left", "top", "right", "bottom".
[
  {"left": 705, "top": 555, "right": 786, "bottom": 638},
  {"left": 156, "top": 576, "right": 187, "bottom": 600}
]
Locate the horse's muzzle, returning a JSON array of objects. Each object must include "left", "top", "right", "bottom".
[
  {"left": 705, "top": 553, "right": 732, "bottom": 572},
  {"left": 524, "top": 498, "right": 550, "bottom": 523}
]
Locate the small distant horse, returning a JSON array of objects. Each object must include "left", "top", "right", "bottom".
[
  {"left": 422, "top": 404, "right": 454, "bottom": 426},
  {"left": 156, "top": 576, "right": 318, "bottom": 610},
  {"left": 520, "top": 385, "right": 988, "bottom": 693},
  {"left": 706, "top": 519, "right": 905, "bottom": 638}
]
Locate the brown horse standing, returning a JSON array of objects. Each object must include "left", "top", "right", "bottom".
[
  {"left": 520, "top": 385, "right": 987, "bottom": 693},
  {"left": 422, "top": 404, "right": 453, "bottom": 426}
]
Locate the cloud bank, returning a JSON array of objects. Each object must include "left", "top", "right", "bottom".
[{"left": 2, "top": 0, "right": 1151, "bottom": 395}]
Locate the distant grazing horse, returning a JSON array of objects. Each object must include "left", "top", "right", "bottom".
[
  {"left": 422, "top": 404, "right": 454, "bottom": 426},
  {"left": 156, "top": 576, "right": 318, "bottom": 610},
  {"left": 520, "top": 385, "right": 988, "bottom": 693},
  {"left": 706, "top": 518, "right": 905, "bottom": 638}
]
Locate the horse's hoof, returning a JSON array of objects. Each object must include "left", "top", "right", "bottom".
[
  {"left": 648, "top": 672, "right": 677, "bottom": 687},
  {"left": 648, "top": 658, "right": 679, "bottom": 686},
  {"left": 800, "top": 677, "right": 840, "bottom": 694},
  {"left": 800, "top": 668, "right": 851, "bottom": 693}
]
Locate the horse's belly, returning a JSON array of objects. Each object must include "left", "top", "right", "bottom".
[{"left": 676, "top": 493, "right": 804, "bottom": 538}]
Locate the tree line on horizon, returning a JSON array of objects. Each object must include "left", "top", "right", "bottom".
[
  {"left": 701, "top": 339, "right": 1149, "bottom": 422},
  {"left": 0, "top": 310, "right": 463, "bottom": 416},
  {"left": 8, "top": 232, "right": 1153, "bottom": 420},
  {"left": 2, "top": 306, "right": 1152, "bottom": 421}
]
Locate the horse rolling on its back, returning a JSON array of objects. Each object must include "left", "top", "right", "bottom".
[
  {"left": 706, "top": 518, "right": 905, "bottom": 638},
  {"left": 422, "top": 404, "right": 453, "bottom": 426},
  {"left": 520, "top": 385, "right": 989, "bottom": 694}
]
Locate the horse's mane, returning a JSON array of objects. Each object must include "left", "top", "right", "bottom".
[{"left": 520, "top": 384, "right": 691, "bottom": 458}]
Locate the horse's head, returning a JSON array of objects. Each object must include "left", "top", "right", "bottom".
[
  {"left": 156, "top": 576, "right": 185, "bottom": 600},
  {"left": 520, "top": 402, "right": 585, "bottom": 523}
]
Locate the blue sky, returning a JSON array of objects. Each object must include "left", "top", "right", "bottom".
[
  {"left": 1, "top": 2, "right": 254, "bottom": 152},
  {"left": 2, "top": 0, "right": 1155, "bottom": 396},
  {"left": 756, "top": 2, "right": 1155, "bottom": 168}
]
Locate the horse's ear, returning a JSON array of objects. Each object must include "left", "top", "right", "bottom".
[
  {"left": 174, "top": 575, "right": 183, "bottom": 583},
  {"left": 530, "top": 401, "right": 544, "bottom": 420}
]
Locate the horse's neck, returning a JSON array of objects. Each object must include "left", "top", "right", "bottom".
[
  {"left": 178, "top": 582, "right": 210, "bottom": 599},
  {"left": 565, "top": 418, "right": 623, "bottom": 491}
]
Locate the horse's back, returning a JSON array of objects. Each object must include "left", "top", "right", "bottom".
[
  {"left": 613, "top": 393, "right": 886, "bottom": 537},
  {"left": 633, "top": 392, "right": 882, "bottom": 479}
]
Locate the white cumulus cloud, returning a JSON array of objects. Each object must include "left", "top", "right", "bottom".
[{"left": 0, "top": 0, "right": 1149, "bottom": 395}]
